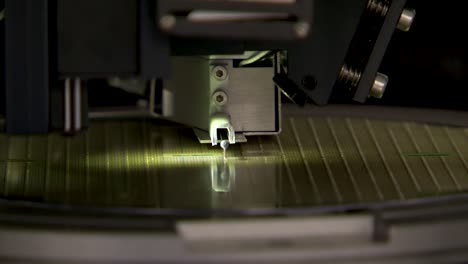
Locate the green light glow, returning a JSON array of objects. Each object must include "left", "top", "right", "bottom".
[{"left": 86, "top": 149, "right": 285, "bottom": 170}]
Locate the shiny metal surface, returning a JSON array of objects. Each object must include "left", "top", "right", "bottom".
[
  {"left": 370, "top": 73, "right": 388, "bottom": 99},
  {"left": 339, "top": 64, "right": 362, "bottom": 88},
  {"left": 73, "top": 78, "right": 82, "bottom": 131},
  {"left": 224, "top": 60, "right": 278, "bottom": 134},
  {"left": 209, "top": 113, "right": 236, "bottom": 146},
  {"left": 397, "top": 8, "right": 416, "bottom": 32},
  {"left": 162, "top": 57, "right": 211, "bottom": 130},
  {"left": 238, "top": 51, "right": 273, "bottom": 67},
  {"left": 339, "top": 65, "right": 388, "bottom": 99},
  {"left": 193, "top": 128, "right": 248, "bottom": 144},
  {"left": 64, "top": 78, "right": 72, "bottom": 132},
  {"left": 293, "top": 21, "right": 310, "bottom": 39},
  {"left": 163, "top": 57, "right": 279, "bottom": 137},
  {"left": 367, "top": 0, "right": 389, "bottom": 17},
  {"left": 1, "top": 107, "right": 468, "bottom": 209}
]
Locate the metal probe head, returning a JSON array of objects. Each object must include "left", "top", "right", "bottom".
[{"left": 220, "top": 140, "right": 230, "bottom": 160}]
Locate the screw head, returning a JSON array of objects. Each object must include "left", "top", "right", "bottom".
[
  {"left": 159, "top": 15, "right": 176, "bottom": 31},
  {"left": 212, "top": 91, "right": 228, "bottom": 106},
  {"left": 370, "top": 73, "right": 388, "bottom": 99},
  {"left": 294, "top": 22, "right": 310, "bottom": 39},
  {"left": 213, "top": 66, "right": 228, "bottom": 81},
  {"left": 397, "top": 8, "right": 416, "bottom": 32},
  {"left": 136, "top": 99, "right": 149, "bottom": 109}
]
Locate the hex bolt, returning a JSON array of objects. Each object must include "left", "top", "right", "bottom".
[
  {"left": 213, "top": 66, "right": 228, "bottom": 81},
  {"left": 367, "top": 0, "right": 389, "bottom": 17},
  {"left": 339, "top": 64, "right": 388, "bottom": 99},
  {"left": 369, "top": 73, "right": 388, "bottom": 99},
  {"left": 367, "top": 0, "right": 416, "bottom": 32},
  {"left": 339, "top": 64, "right": 362, "bottom": 88}
]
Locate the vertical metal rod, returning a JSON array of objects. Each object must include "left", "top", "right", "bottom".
[
  {"left": 64, "top": 78, "right": 72, "bottom": 133},
  {"left": 73, "top": 78, "right": 82, "bottom": 131},
  {"left": 149, "top": 79, "right": 158, "bottom": 117}
]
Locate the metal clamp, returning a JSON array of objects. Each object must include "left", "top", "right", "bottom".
[{"left": 209, "top": 113, "right": 236, "bottom": 147}]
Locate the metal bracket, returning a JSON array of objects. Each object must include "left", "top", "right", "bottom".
[
  {"left": 193, "top": 128, "right": 247, "bottom": 145},
  {"left": 353, "top": 0, "right": 408, "bottom": 102},
  {"left": 209, "top": 113, "right": 236, "bottom": 146}
]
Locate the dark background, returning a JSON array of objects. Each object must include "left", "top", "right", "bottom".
[{"left": 362, "top": 0, "right": 468, "bottom": 111}]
